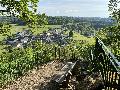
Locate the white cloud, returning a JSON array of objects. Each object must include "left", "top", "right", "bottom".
[
  {"left": 64, "top": 9, "right": 79, "bottom": 13},
  {"left": 38, "top": 0, "right": 110, "bottom": 17}
]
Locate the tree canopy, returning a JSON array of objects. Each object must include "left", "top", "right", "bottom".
[
  {"left": 109, "top": 0, "right": 120, "bottom": 24},
  {"left": 96, "top": 0, "right": 120, "bottom": 58},
  {"left": 0, "top": 0, "right": 39, "bottom": 25}
]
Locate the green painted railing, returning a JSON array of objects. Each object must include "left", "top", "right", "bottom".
[{"left": 91, "top": 37, "right": 120, "bottom": 89}]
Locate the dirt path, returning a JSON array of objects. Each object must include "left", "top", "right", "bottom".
[{"left": 1, "top": 60, "right": 64, "bottom": 90}]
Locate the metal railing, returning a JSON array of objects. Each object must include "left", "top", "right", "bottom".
[{"left": 92, "top": 37, "right": 120, "bottom": 89}]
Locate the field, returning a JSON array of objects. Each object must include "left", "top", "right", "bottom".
[
  {"left": 32, "top": 25, "right": 61, "bottom": 35},
  {"left": 64, "top": 30, "right": 95, "bottom": 45},
  {"left": 73, "top": 31, "right": 95, "bottom": 45}
]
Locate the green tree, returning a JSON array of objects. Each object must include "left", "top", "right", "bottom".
[
  {"left": 37, "top": 13, "right": 48, "bottom": 26},
  {"left": 109, "top": 0, "right": 120, "bottom": 24},
  {"left": 0, "top": 22, "right": 12, "bottom": 35},
  {"left": 0, "top": 0, "right": 39, "bottom": 25},
  {"left": 96, "top": 0, "right": 120, "bottom": 59},
  {"left": 0, "top": 0, "right": 48, "bottom": 34}
]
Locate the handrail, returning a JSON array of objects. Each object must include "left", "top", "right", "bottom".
[
  {"left": 96, "top": 37, "right": 120, "bottom": 74},
  {"left": 93, "top": 37, "right": 120, "bottom": 89}
]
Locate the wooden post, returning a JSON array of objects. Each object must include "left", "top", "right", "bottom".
[
  {"left": 118, "top": 75, "right": 120, "bottom": 90},
  {"left": 58, "top": 47, "right": 60, "bottom": 60},
  {"left": 36, "top": 52, "right": 39, "bottom": 69},
  {"left": 64, "top": 48, "right": 65, "bottom": 60},
  {"left": 55, "top": 47, "right": 57, "bottom": 59},
  {"left": 74, "top": 53, "right": 75, "bottom": 61}
]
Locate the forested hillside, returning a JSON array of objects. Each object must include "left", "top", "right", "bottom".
[
  {"left": 0, "top": 16, "right": 115, "bottom": 29},
  {"left": 48, "top": 16, "right": 115, "bottom": 29}
]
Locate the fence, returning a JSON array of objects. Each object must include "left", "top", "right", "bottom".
[{"left": 91, "top": 37, "right": 120, "bottom": 89}]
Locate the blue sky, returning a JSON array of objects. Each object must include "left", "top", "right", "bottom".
[{"left": 38, "top": 0, "right": 110, "bottom": 17}]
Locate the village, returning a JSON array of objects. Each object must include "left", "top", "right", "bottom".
[{"left": 4, "top": 27, "right": 70, "bottom": 48}]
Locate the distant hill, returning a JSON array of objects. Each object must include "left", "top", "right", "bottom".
[
  {"left": 0, "top": 16, "right": 25, "bottom": 25},
  {"left": 47, "top": 16, "right": 116, "bottom": 29},
  {"left": 0, "top": 16, "right": 116, "bottom": 29}
]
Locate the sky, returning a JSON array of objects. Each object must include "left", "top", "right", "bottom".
[{"left": 38, "top": 0, "right": 110, "bottom": 17}]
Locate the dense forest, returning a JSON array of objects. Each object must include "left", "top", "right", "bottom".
[
  {"left": 0, "top": 16, "right": 116, "bottom": 37},
  {"left": 48, "top": 16, "right": 115, "bottom": 28},
  {"left": 0, "top": 16, "right": 115, "bottom": 28}
]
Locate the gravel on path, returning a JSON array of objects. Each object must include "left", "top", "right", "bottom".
[{"left": 1, "top": 60, "right": 64, "bottom": 90}]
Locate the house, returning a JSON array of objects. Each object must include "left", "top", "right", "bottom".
[
  {"left": 5, "top": 28, "right": 69, "bottom": 48},
  {"left": 21, "top": 37, "right": 29, "bottom": 44},
  {"left": 16, "top": 43, "right": 23, "bottom": 48}
]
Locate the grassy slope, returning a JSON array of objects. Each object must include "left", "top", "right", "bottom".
[
  {"left": 73, "top": 31, "right": 95, "bottom": 45},
  {"left": 32, "top": 25, "right": 61, "bottom": 35},
  {"left": 65, "top": 30, "right": 95, "bottom": 46}
]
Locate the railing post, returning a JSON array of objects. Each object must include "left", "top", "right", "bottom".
[
  {"left": 94, "top": 38, "right": 99, "bottom": 57},
  {"left": 64, "top": 48, "right": 66, "bottom": 60},
  {"left": 94, "top": 37, "right": 120, "bottom": 89},
  {"left": 113, "top": 71, "right": 117, "bottom": 88},
  {"left": 74, "top": 53, "right": 75, "bottom": 61},
  {"left": 55, "top": 47, "right": 57, "bottom": 59},
  {"left": 36, "top": 52, "right": 39, "bottom": 68},
  {"left": 58, "top": 47, "right": 60, "bottom": 60},
  {"left": 118, "top": 74, "right": 120, "bottom": 89}
]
